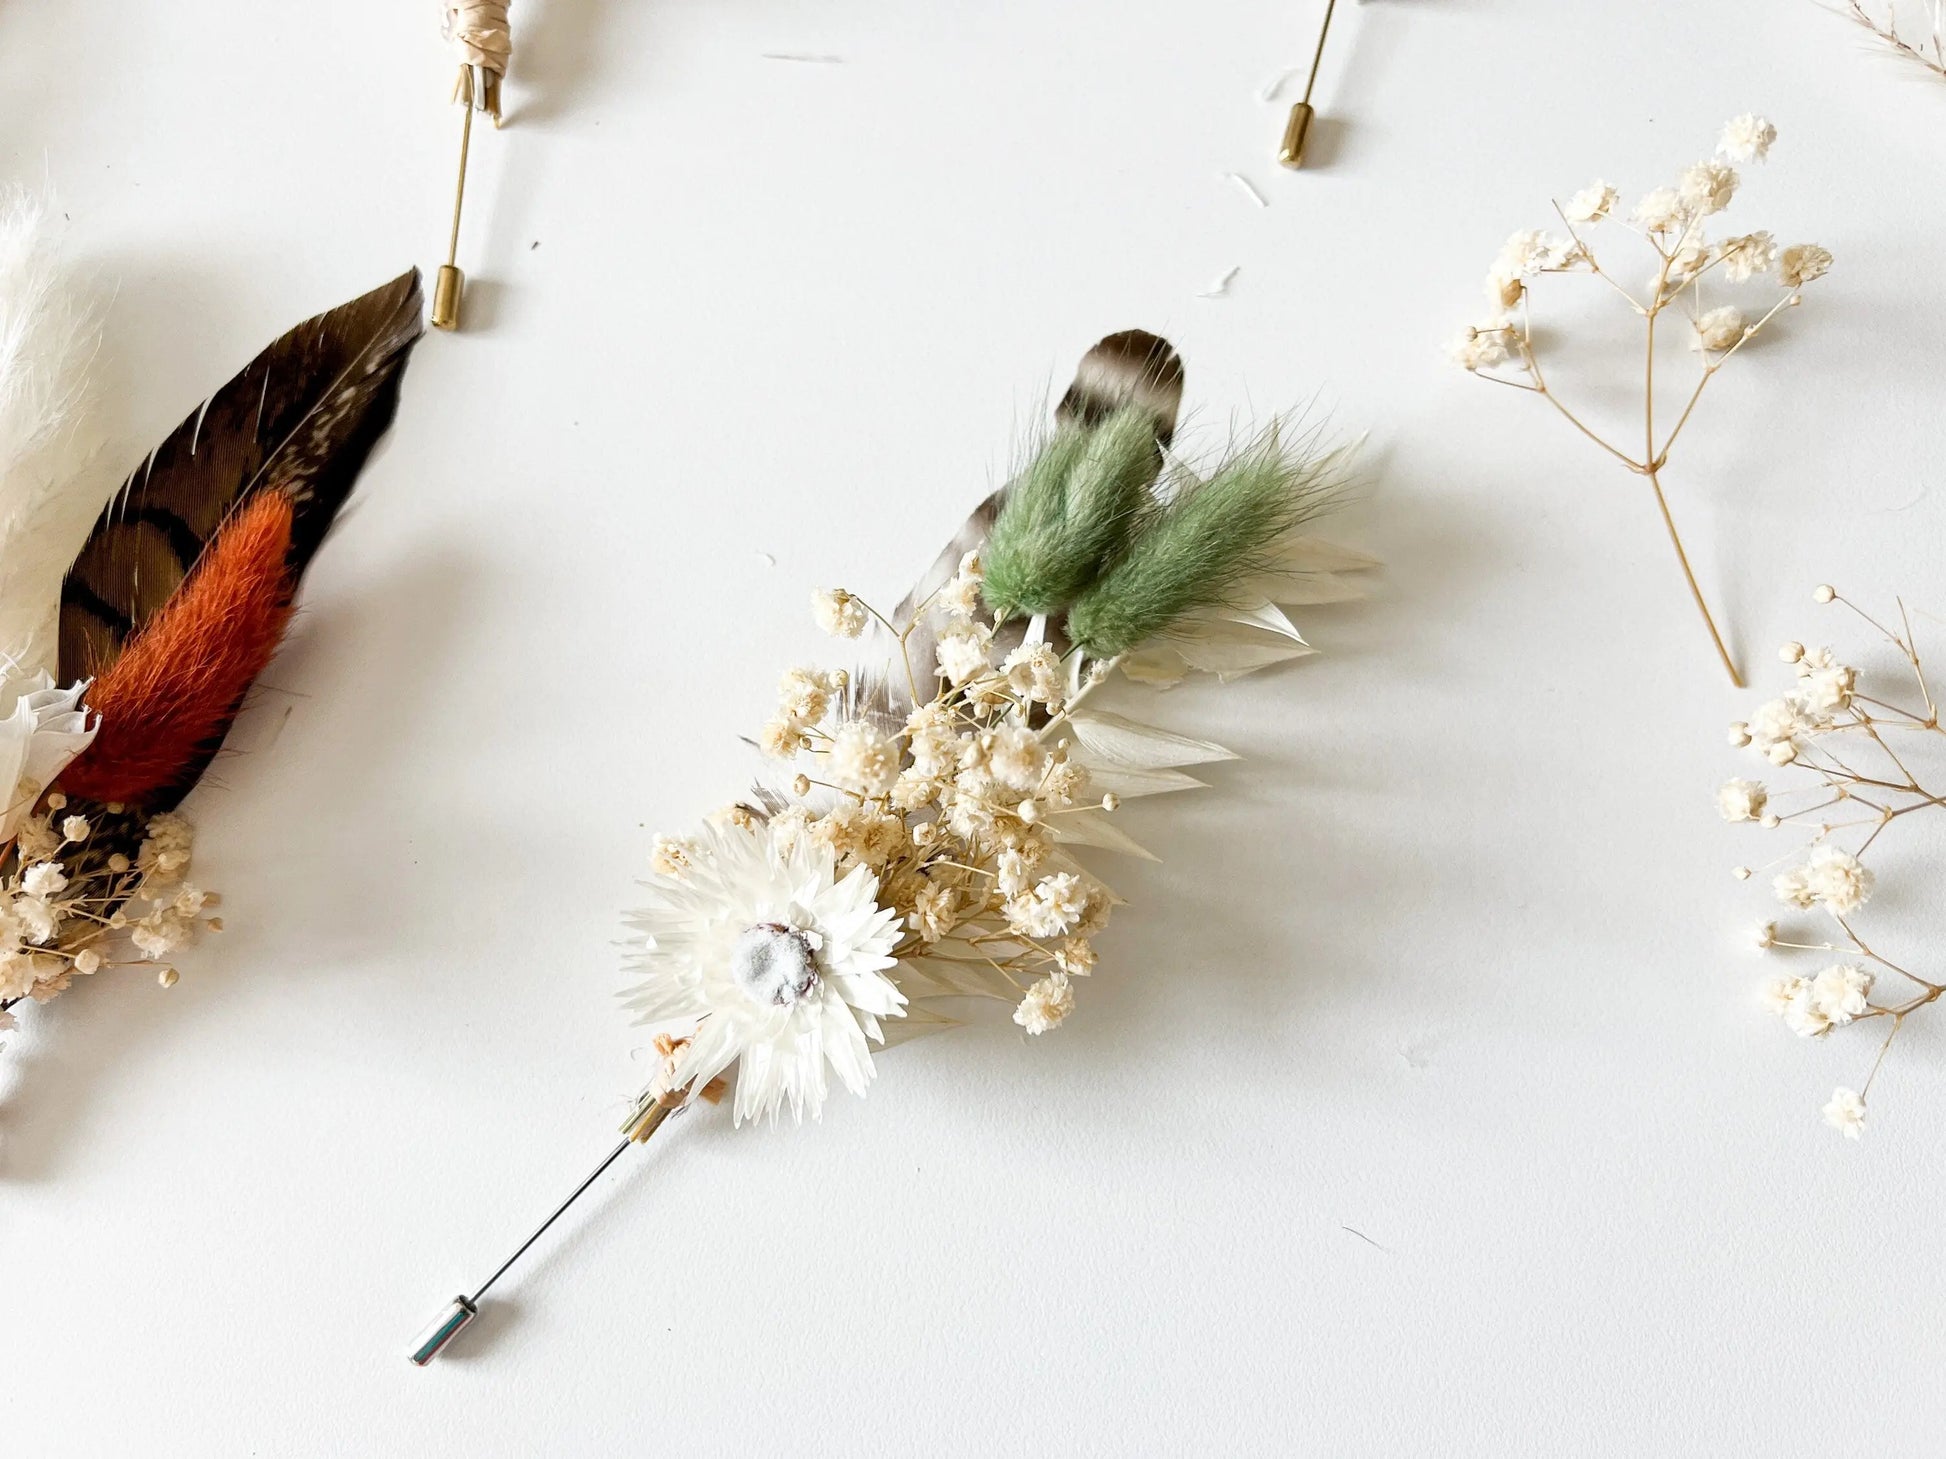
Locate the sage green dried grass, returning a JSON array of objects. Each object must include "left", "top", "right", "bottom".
[
  {"left": 981, "top": 407, "right": 1161, "bottom": 620},
  {"left": 1066, "top": 428, "right": 1342, "bottom": 658}
]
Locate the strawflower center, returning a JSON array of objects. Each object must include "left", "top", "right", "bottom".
[{"left": 730, "top": 921, "right": 820, "bottom": 1008}]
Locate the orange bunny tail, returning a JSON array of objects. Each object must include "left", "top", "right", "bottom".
[{"left": 58, "top": 493, "right": 298, "bottom": 809}]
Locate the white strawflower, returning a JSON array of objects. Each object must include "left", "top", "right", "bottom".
[
  {"left": 1809, "top": 963, "right": 1873, "bottom": 1024},
  {"left": 1778, "top": 244, "right": 1832, "bottom": 288},
  {"left": 827, "top": 721, "right": 900, "bottom": 795},
  {"left": 1562, "top": 181, "right": 1618, "bottom": 223},
  {"left": 622, "top": 819, "right": 905, "bottom": 1124},
  {"left": 1631, "top": 187, "right": 1687, "bottom": 233},
  {"left": 811, "top": 588, "right": 869, "bottom": 639},
  {"left": 1718, "top": 114, "right": 1776, "bottom": 164},
  {"left": 1823, "top": 1086, "right": 1866, "bottom": 1140},
  {"left": 1678, "top": 160, "right": 1738, "bottom": 216},
  {"left": 1717, "top": 231, "right": 1776, "bottom": 282},
  {"left": 1013, "top": 973, "right": 1074, "bottom": 1035},
  {"left": 0, "top": 669, "right": 95, "bottom": 847},
  {"left": 1752, "top": 921, "right": 1777, "bottom": 950},
  {"left": 1717, "top": 778, "right": 1767, "bottom": 822},
  {"left": 1761, "top": 973, "right": 1805, "bottom": 1016}
]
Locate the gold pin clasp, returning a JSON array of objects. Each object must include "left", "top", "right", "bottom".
[
  {"left": 1278, "top": 102, "right": 1316, "bottom": 170},
  {"left": 431, "top": 264, "right": 465, "bottom": 331}
]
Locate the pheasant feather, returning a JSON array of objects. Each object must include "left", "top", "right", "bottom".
[{"left": 56, "top": 269, "right": 424, "bottom": 808}]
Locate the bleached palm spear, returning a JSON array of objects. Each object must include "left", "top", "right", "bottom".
[{"left": 407, "top": 331, "right": 1375, "bottom": 1364}]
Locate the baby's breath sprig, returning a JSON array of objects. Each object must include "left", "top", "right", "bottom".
[
  {"left": 1720, "top": 585, "right": 1946, "bottom": 1138},
  {"left": 1453, "top": 114, "right": 1832, "bottom": 687},
  {"left": 0, "top": 797, "right": 221, "bottom": 1037}
]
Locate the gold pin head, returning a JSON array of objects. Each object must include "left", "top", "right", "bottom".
[
  {"left": 1278, "top": 102, "right": 1316, "bottom": 170},
  {"left": 431, "top": 264, "right": 465, "bottom": 331}
]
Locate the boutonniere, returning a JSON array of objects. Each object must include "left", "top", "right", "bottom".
[
  {"left": 0, "top": 198, "right": 422, "bottom": 1049},
  {"left": 410, "top": 330, "right": 1375, "bottom": 1362}
]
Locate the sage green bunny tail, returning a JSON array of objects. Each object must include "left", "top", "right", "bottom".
[
  {"left": 1066, "top": 427, "right": 1345, "bottom": 659},
  {"left": 981, "top": 405, "right": 1163, "bottom": 620}
]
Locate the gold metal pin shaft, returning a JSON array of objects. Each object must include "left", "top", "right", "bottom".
[{"left": 432, "top": 65, "right": 500, "bottom": 331}]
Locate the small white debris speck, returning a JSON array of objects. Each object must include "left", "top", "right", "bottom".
[
  {"left": 1223, "top": 173, "right": 1268, "bottom": 208},
  {"left": 1196, "top": 266, "right": 1241, "bottom": 299}
]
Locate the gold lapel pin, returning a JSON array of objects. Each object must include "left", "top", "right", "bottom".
[{"left": 432, "top": 3, "right": 512, "bottom": 330}]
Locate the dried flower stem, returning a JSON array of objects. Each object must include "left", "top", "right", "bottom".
[{"left": 1841, "top": 0, "right": 1946, "bottom": 81}]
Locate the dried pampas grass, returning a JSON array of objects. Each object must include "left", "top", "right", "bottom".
[{"left": 0, "top": 193, "right": 112, "bottom": 676}]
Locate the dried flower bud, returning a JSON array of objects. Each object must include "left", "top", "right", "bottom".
[
  {"left": 1779, "top": 642, "right": 1804, "bottom": 663},
  {"left": 157, "top": 968, "right": 179, "bottom": 988},
  {"left": 1813, "top": 584, "right": 1835, "bottom": 604}
]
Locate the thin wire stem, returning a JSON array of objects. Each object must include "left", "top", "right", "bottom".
[
  {"left": 1301, "top": 0, "right": 1338, "bottom": 105},
  {"left": 470, "top": 1137, "right": 633, "bottom": 1304}
]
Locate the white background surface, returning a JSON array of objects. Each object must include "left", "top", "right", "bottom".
[{"left": 5, "top": 2, "right": 1946, "bottom": 1454}]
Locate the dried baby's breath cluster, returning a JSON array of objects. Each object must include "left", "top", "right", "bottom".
[
  {"left": 1720, "top": 586, "right": 1945, "bottom": 1139},
  {"left": 766, "top": 558, "right": 1114, "bottom": 1033},
  {"left": 0, "top": 798, "right": 219, "bottom": 1036},
  {"left": 1453, "top": 115, "right": 1831, "bottom": 687}
]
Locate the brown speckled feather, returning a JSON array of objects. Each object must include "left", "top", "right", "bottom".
[
  {"left": 59, "top": 269, "right": 424, "bottom": 683},
  {"left": 855, "top": 330, "right": 1185, "bottom": 723}
]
